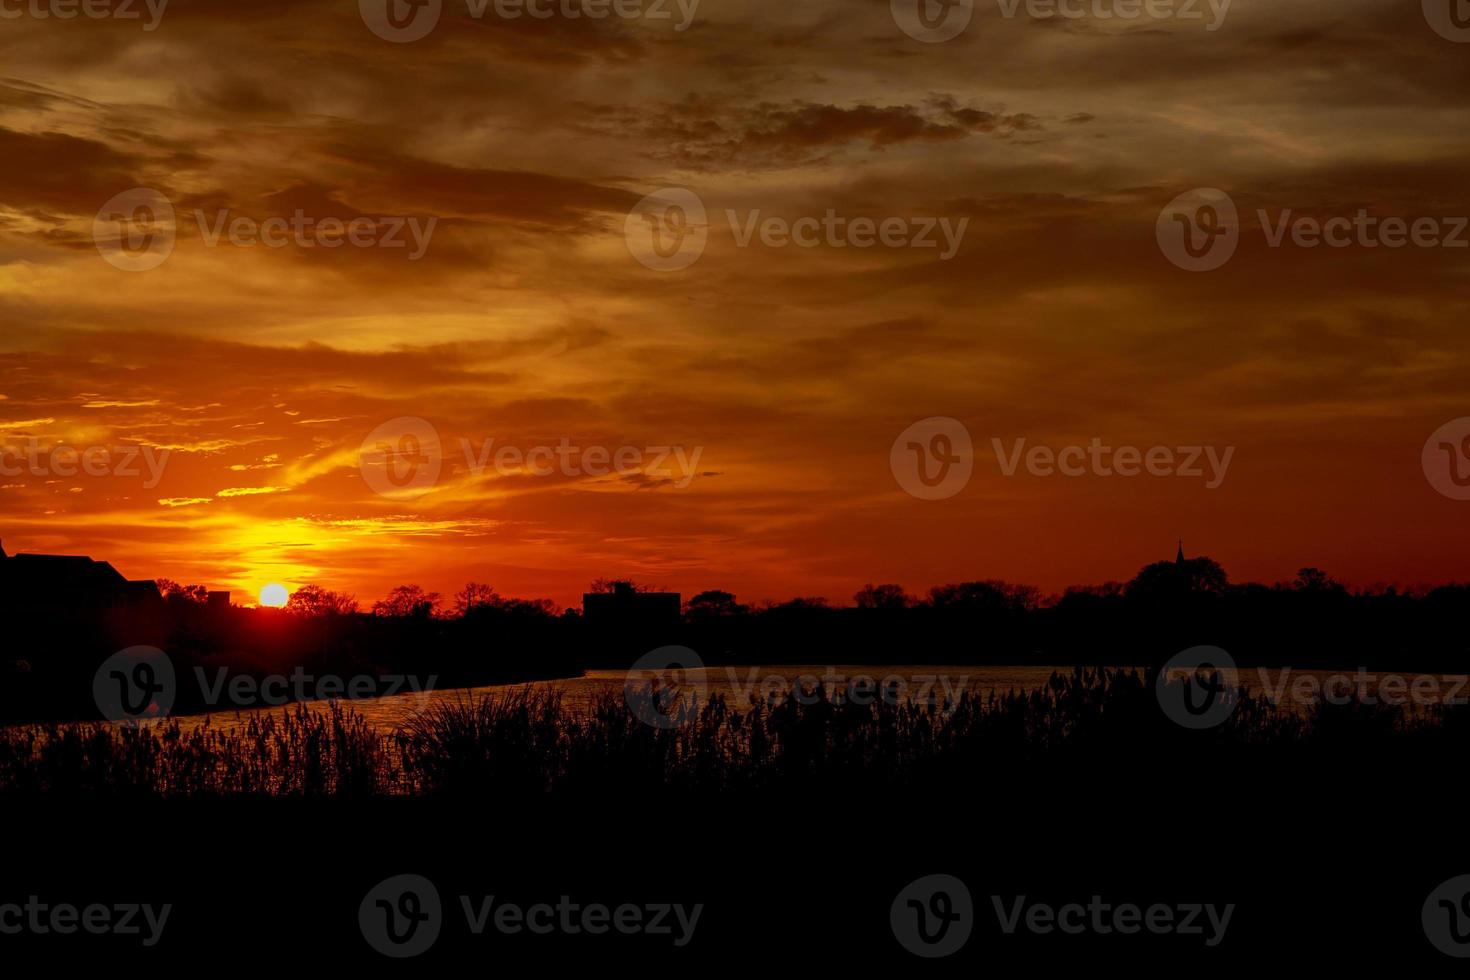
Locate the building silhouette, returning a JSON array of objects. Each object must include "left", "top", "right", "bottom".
[
  {"left": 582, "top": 581, "right": 681, "bottom": 643},
  {"left": 0, "top": 539, "right": 161, "bottom": 610}
]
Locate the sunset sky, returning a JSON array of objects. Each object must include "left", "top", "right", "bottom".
[{"left": 2, "top": 0, "right": 1469, "bottom": 608}]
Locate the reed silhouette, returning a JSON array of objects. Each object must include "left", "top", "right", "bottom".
[{"left": 3, "top": 668, "right": 1465, "bottom": 798}]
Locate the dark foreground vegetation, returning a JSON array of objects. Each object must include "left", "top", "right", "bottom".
[{"left": 2, "top": 667, "right": 1465, "bottom": 797}]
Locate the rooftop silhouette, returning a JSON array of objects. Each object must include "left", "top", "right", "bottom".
[{"left": 0, "top": 539, "right": 161, "bottom": 609}]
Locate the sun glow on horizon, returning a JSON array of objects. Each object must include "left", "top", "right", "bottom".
[{"left": 259, "top": 583, "right": 289, "bottom": 608}]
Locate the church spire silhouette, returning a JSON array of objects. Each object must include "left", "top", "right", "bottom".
[{"left": 1176, "top": 539, "right": 1185, "bottom": 564}]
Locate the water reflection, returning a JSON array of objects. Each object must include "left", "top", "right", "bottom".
[{"left": 105, "top": 663, "right": 1470, "bottom": 733}]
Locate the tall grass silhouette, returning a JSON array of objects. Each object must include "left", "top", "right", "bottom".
[{"left": 0, "top": 668, "right": 1463, "bottom": 796}]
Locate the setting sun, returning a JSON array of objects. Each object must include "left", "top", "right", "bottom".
[{"left": 259, "top": 583, "right": 289, "bottom": 608}]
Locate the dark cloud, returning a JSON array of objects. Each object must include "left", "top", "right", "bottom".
[
  {"left": 322, "top": 145, "right": 638, "bottom": 226},
  {"left": 581, "top": 96, "right": 1052, "bottom": 167},
  {"left": 0, "top": 126, "right": 145, "bottom": 212}
]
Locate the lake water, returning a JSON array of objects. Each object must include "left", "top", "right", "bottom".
[
  {"left": 138, "top": 663, "right": 1470, "bottom": 733},
  {"left": 151, "top": 664, "right": 1061, "bottom": 733}
]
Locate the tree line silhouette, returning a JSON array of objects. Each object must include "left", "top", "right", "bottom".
[
  {"left": 3, "top": 552, "right": 1469, "bottom": 723},
  {"left": 150, "top": 553, "right": 1470, "bottom": 675},
  {"left": 672, "top": 558, "right": 1470, "bottom": 674}
]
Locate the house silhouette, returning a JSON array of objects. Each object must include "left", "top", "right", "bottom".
[
  {"left": 0, "top": 539, "right": 161, "bottom": 609},
  {"left": 583, "top": 581, "right": 681, "bottom": 637}
]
